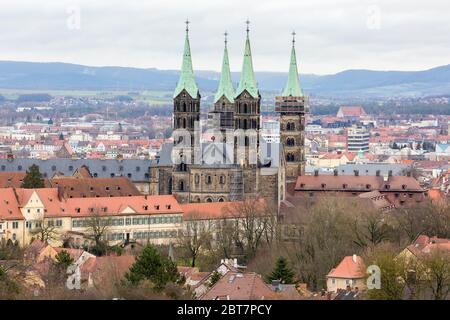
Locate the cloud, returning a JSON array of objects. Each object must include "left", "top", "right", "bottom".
[{"left": 0, "top": 0, "right": 448, "bottom": 74}]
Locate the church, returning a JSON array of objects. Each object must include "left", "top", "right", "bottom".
[{"left": 150, "top": 21, "right": 308, "bottom": 208}]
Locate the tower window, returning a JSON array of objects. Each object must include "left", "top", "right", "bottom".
[
  {"left": 179, "top": 180, "right": 185, "bottom": 191},
  {"left": 286, "top": 153, "right": 295, "bottom": 162},
  {"left": 287, "top": 138, "right": 295, "bottom": 147}
]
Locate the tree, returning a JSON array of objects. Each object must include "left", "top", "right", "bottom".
[
  {"left": 225, "top": 198, "right": 277, "bottom": 261},
  {"left": 21, "top": 164, "right": 45, "bottom": 188},
  {"left": 421, "top": 250, "right": 450, "bottom": 300},
  {"left": 364, "top": 245, "right": 410, "bottom": 300},
  {"left": 29, "top": 218, "right": 59, "bottom": 243},
  {"left": 84, "top": 208, "right": 109, "bottom": 256},
  {"left": 266, "top": 257, "right": 295, "bottom": 284},
  {"left": 0, "top": 265, "right": 20, "bottom": 299},
  {"left": 177, "top": 213, "right": 212, "bottom": 267},
  {"left": 55, "top": 250, "right": 74, "bottom": 269},
  {"left": 352, "top": 210, "right": 391, "bottom": 248},
  {"left": 125, "top": 245, "right": 178, "bottom": 291}
]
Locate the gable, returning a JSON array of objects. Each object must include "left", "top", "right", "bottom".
[{"left": 121, "top": 206, "right": 136, "bottom": 214}]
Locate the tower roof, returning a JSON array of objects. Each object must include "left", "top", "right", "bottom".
[
  {"left": 214, "top": 32, "right": 235, "bottom": 103},
  {"left": 235, "top": 21, "right": 259, "bottom": 99},
  {"left": 173, "top": 21, "right": 199, "bottom": 99},
  {"left": 282, "top": 32, "right": 303, "bottom": 97}
]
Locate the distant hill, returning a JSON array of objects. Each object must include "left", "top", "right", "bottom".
[{"left": 0, "top": 60, "right": 449, "bottom": 98}]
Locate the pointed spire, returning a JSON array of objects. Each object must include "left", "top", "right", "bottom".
[
  {"left": 282, "top": 31, "right": 303, "bottom": 97},
  {"left": 214, "top": 31, "right": 235, "bottom": 103},
  {"left": 173, "top": 19, "right": 199, "bottom": 98},
  {"left": 235, "top": 20, "right": 259, "bottom": 99}
]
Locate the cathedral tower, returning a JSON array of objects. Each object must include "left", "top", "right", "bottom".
[
  {"left": 172, "top": 20, "right": 200, "bottom": 202},
  {"left": 210, "top": 31, "right": 235, "bottom": 139},
  {"left": 234, "top": 21, "right": 261, "bottom": 166},
  {"left": 275, "top": 32, "right": 308, "bottom": 181}
]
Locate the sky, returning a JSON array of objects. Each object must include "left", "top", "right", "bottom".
[{"left": 0, "top": 0, "right": 449, "bottom": 74}]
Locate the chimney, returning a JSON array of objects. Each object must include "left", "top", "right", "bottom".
[
  {"left": 314, "top": 169, "right": 319, "bottom": 176},
  {"left": 352, "top": 254, "right": 357, "bottom": 263}
]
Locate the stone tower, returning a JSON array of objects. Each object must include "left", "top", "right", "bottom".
[
  {"left": 172, "top": 21, "right": 200, "bottom": 202},
  {"left": 210, "top": 32, "right": 236, "bottom": 141},
  {"left": 234, "top": 21, "right": 261, "bottom": 167},
  {"left": 275, "top": 32, "right": 308, "bottom": 182}
]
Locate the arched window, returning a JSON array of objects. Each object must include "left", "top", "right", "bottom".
[
  {"left": 218, "top": 197, "right": 225, "bottom": 202},
  {"left": 179, "top": 180, "right": 185, "bottom": 191},
  {"left": 182, "top": 102, "right": 187, "bottom": 112},
  {"left": 244, "top": 104, "right": 248, "bottom": 114},
  {"left": 195, "top": 174, "right": 200, "bottom": 184},
  {"left": 287, "top": 138, "right": 295, "bottom": 147},
  {"left": 182, "top": 118, "right": 186, "bottom": 128},
  {"left": 287, "top": 122, "right": 295, "bottom": 131},
  {"left": 219, "top": 175, "right": 226, "bottom": 184},
  {"left": 168, "top": 178, "right": 172, "bottom": 194},
  {"left": 286, "top": 153, "right": 295, "bottom": 162},
  {"left": 206, "top": 197, "right": 213, "bottom": 203},
  {"left": 206, "top": 175, "right": 212, "bottom": 184}
]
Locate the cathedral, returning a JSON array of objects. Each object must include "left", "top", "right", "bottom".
[{"left": 150, "top": 22, "right": 307, "bottom": 208}]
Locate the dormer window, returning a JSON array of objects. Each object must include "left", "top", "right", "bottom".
[
  {"left": 75, "top": 208, "right": 81, "bottom": 213},
  {"left": 321, "top": 183, "right": 326, "bottom": 189},
  {"left": 402, "top": 184, "right": 407, "bottom": 190},
  {"left": 343, "top": 184, "right": 347, "bottom": 189},
  {"left": 155, "top": 205, "right": 160, "bottom": 210},
  {"left": 143, "top": 205, "right": 148, "bottom": 211},
  {"left": 166, "top": 205, "right": 171, "bottom": 210},
  {"left": 300, "top": 183, "right": 305, "bottom": 188},
  {"left": 366, "top": 184, "right": 371, "bottom": 189}
]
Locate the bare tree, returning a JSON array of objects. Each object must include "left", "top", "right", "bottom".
[
  {"left": 216, "top": 217, "right": 238, "bottom": 259},
  {"left": 422, "top": 249, "right": 450, "bottom": 300},
  {"left": 352, "top": 210, "right": 391, "bottom": 248},
  {"left": 83, "top": 207, "right": 110, "bottom": 254},
  {"left": 29, "top": 218, "right": 59, "bottom": 243},
  {"left": 177, "top": 212, "right": 212, "bottom": 267},
  {"left": 226, "top": 198, "right": 276, "bottom": 260}
]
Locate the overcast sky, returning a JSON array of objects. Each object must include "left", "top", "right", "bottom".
[{"left": 0, "top": 0, "right": 449, "bottom": 74}]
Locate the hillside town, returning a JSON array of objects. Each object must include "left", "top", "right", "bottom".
[{"left": 0, "top": 20, "right": 449, "bottom": 302}]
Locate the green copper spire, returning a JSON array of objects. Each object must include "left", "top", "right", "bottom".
[
  {"left": 282, "top": 31, "right": 303, "bottom": 97},
  {"left": 235, "top": 20, "right": 259, "bottom": 99},
  {"left": 173, "top": 20, "right": 199, "bottom": 99},
  {"left": 214, "top": 32, "right": 235, "bottom": 103}
]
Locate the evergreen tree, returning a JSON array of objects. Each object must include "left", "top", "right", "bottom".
[
  {"left": 21, "top": 164, "right": 45, "bottom": 188},
  {"left": 266, "top": 257, "right": 295, "bottom": 284},
  {"left": 55, "top": 250, "right": 74, "bottom": 269},
  {"left": 125, "top": 245, "right": 178, "bottom": 290}
]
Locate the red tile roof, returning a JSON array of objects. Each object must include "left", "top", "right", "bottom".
[
  {"left": 327, "top": 255, "right": 365, "bottom": 279},
  {"left": 181, "top": 199, "right": 267, "bottom": 220},
  {"left": 0, "top": 172, "right": 50, "bottom": 188},
  {"left": 0, "top": 188, "right": 23, "bottom": 220},
  {"left": 294, "top": 175, "right": 423, "bottom": 192},
  {"left": 200, "top": 272, "right": 275, "bottom": 300}
]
